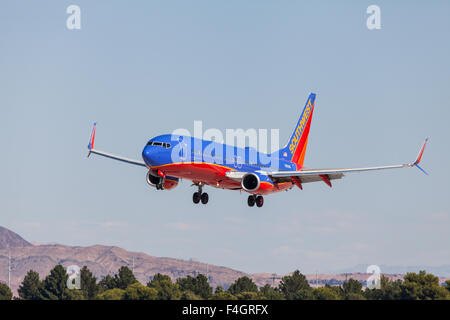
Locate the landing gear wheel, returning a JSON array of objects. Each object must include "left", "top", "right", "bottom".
[
  {"left": 256, "top": 196, "right": 264, "bottom": 208},
  {"left": 201, "top": 192, "right": 209, "bottom": 204},
  {"left": 193, "top": 192, "right": 201, "bottom": 204},
  {"left": 247, "top": 195, "right": 255, "bottom": 207}
]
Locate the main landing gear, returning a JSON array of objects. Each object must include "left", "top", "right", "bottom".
[
  {"left": 247, "top": 195, "right": 264, "bottom": 208},
  {"left": 192, "top": 184, "right": 209, "bottom": 205}
]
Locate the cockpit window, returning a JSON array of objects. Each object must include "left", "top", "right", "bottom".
[{"left": 147, "top": 141, "right": 171, "bottom": 148}]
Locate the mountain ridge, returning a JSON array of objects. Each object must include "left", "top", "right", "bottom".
[{"left": 1, "top": 226, "right": 448, "bottom": 297}]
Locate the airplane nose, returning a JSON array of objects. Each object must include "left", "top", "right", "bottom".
[{"left": 142, "top": 146, "right": 153, "bottom": 165}]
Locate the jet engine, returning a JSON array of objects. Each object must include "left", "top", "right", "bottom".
[
  {"left": 146, "top": 170, "right": 179, "bottom": 190},
  {"left": 241, "top": 173, "right": 260, "bottom": 192}
]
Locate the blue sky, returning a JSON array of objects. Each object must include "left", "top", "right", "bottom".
[{"left": 1, "top": 1, "right": 449, "bottom": 275}]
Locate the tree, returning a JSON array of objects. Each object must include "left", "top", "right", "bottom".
[
  {"left": 236, "top": 291, "right": 263, "bottom": 300},
  {"left": 0, "top": 282, "right": 12, "bottom": 300},
  {"left": 18, "top": 270, "right": 43, "bottom": 300},
  {"left": 400, "top": 270, "right": 449, "bottom": 300},
  {"left": 313, "top": 286, "right": 341, "bottom": 300},
  {"left": 180, "top": 291, "right": 203, "bottom": 300},
  {"left": 214, "top": 286, "right": 224, "bottom": 294},
  {"left": 444, "top": 280, "right": 450, "bottom": 294},
  {"left": 228, "top": 276, "right": 258, "bottom": 295},
  {"left": 114, "top": 266, "right": 138, "bottom": 290},
  {"left": 259, "top": 284, "right": 285, "bottom": 300},
  {"left": 279, "top": 270, "right": 312, "bottom": 300},
  {"left": 151, "top": 273, "right": 172, "bottom": 282},
  {"left": 40, "top": 265, "right": 69, "bottom": 300},
  {"left": 341, "top": 278, "right": 365, "bottom": 300},
  {"left": 80, "top": 266, "right": 98, "bottom": 300},
  {"left": 210, "top": 291, "right": 238, "bottom": 300},
  {"left": 124, "top": 283, "right": 157, "bottom": 300},
  {"left": 98, "top": 274, "right": 116, "bottom": 292},
  {"left": 176, "top": 274, "right": 212, "bottom": 299},
  {"left": 147, "top": 273, "right": 180, "bottom": 300},
  {"left": 96, "top": 288, "right": 125, "bottom": 300},
  {"left": 364, "top": 275, "right": 401, "bottom": 300},
  {"left": 65, "top": 288, "right": 85, "bottom": 300}
]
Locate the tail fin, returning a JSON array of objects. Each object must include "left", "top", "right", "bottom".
[{"left": 280, "top": 93, "right": 316, "bottom": 167}]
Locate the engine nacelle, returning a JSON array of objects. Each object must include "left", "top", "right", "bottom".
[
  {"left": 146, "top": 171, "right": 179, "bottom": 190},
  {"left": 146, "top": 170, "right": 163, "bottom": 187},
  {"left": 241, "top": 173, "right": 260, "bottom": 192}
]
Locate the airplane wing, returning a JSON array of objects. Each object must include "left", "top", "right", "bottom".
[
  {"left": 87, "top": 123, "right": 147, "bottom": 167},
  {"left": 268, "top": 139, "right": 429, "bottom": 187}
]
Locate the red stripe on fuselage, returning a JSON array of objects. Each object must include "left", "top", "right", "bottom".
[{"left": 150, "top": 162, "right": 293, "bottom": 195}]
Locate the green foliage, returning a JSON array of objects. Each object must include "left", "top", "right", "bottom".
[
  {"left": 124, "top": 283, "right": 157, "bottom": 300},
  {"left": 342, "top": 278, "right": 362, "bottom": 294},
  {"left": 18, "top": 270, "right": 43, "bottom": 300},
  {"left": 444, "top": 280, "right": 450, "bottom": 293},
  {"left": 114, "top": 266, "right": 138, "bottom": 290},
  {"left": 279, "top": 270, "right": 312, "bottom": 300},
  {"left": 210, "top": 291, "right": 238, "bottom": 300},
  {"left": 214, "top": 286, "right": 224, "bottom": 294},
  {"left": 147, "top": 273, "right": 180, "bottom": 300},
  {"left": 228, "top": 276, "right": 258, "bottom": 295},
  {"left": 96, "top": 288, "right": 125, "bottom": 300},
  {"left": 176, "top": 274, "right": 212, "bottom": 299},
  {"left": 341, "top": 278, "right": 365, "bottom": 300},
  {"left": 40, "top": 265, "right": 69, "bottom": 300},
  {"left": 364, "top": 275, "right": 402, "bottom": 300},
  {"left": 80, "top": 266, "right": 98, "bottom": 300},
  {"left": 180, "top": 290, "right": 203, "bottom": 300},
  {"left": 13, "top": 264, "right": 450, "bottom": 301},
  {"left": 98, "top": 274, "right": 116, "bottom": 292},
  {"left": 399, "top": 270, "right": 449, "bottom": 300},
  {"left": 236, "top": 291, "right": 264, "bottom": 300},
  {"left": 97, "top": 267, "right": 137, "bottom": 292},
  {"left": 65, "top": 288, "right": 85, "bottom": 300},
  {"left": 0, "top": 282, "right": 12, "bottom": 300},
  {"left": 151, "top": 273, "right": 172, "bottom": 282},
  {"left": 313, "top": 286, "right": 341, "bottom": 300},
  {"left": 259, "top": 284, "right": 285, "bottom": 300}
]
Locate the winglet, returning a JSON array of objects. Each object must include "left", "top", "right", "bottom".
[
  {"left": 411, "top": 138, "right": 429, "bottom": 175},
  {"left": 87, "top": 122, "right": 97, "bottom": 157}
]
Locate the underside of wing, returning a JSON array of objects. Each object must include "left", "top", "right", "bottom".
[
  {"left": 271, "top": 173, "right": 344, "bottom": 184},
  {"left": 88, "top": 149, "right": 147, "bottom": 167},
  {"left": 87, "top": 123, "right": 147, "bottom": 167},
  {"left": 268, "top": 138, "right": 429, "bottom": 187}
]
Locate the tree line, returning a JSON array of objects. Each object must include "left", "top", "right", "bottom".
[{"left": 0, "top": 265, "right": 449, "bottom": 300}]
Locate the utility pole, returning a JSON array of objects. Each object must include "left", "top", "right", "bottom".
[
  {"left": 271, "top": 273, "right": 280, "bottom": 287},
  {"left": 8, "top": 251, "right": 11, "bottom": 289},
  {"left": 316, "top": 270, "right": 318, "bottom": 288},
  {"left": 132, "top": 256, "right": 135, "bottom": 274}
]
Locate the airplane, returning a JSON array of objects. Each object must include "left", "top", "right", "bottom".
[{"left": 87, "top": 93, "right": 428, "bottom": 208}]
